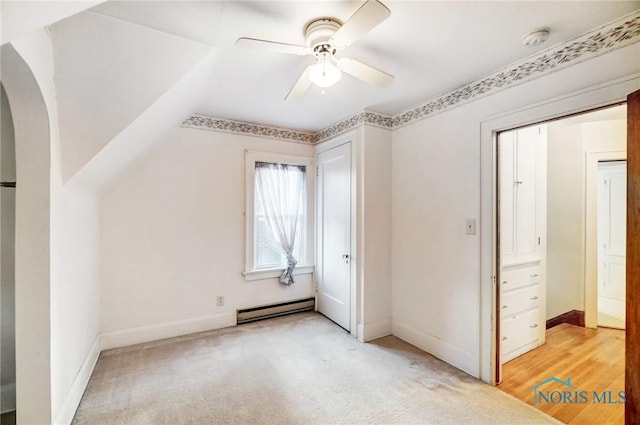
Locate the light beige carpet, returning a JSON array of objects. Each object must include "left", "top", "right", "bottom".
[{"left": 73, "top": 312, "right": 560, "bottom": 425}]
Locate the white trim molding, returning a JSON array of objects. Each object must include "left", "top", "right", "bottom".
[
  {"left": 479, "top": 74, "right": 639, "bottom": 384},
  {"left": 358, "top": 318, "right": 392, "bottom": 342},
  {"left": 56, "top": 314, "right": 237, "bottom": 423},
  {"left": 100, "top": 312, "right": 236, "bottom": 351},
  {"left": 52, "top": 337, "right": 101, "bottom": 425},
  {"left": 243, "top": 265, "right": 314, "bottom": 281},
  {"left": 244, "top": 150, "right": 315, "bottom": 280},
  {"left": 392, "top": 319, "right": 478, "bottom": 378}
]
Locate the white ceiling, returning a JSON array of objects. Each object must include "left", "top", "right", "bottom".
[
  {"left": 61, "top": 1, "right": 640, "bottom": 132},
  {"left": 37, "top": 0, "right": 640, "bottom": 131}
]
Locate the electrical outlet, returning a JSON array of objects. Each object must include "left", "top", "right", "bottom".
[
  {"left": 465, "top": 219, "right": 476, "bottom": 235},
  {"left": 217, "top": 296, "right": 224, "bottom": 307}
]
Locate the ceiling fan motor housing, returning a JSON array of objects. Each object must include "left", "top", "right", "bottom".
[
  {"left": 305, "top": 19, "right": 341, "bottom": 53},
  {"left": 236, "top": 0, "right": 393, "bottom": 100}
]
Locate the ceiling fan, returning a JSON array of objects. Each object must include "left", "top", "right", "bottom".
[{"left": 236, "top": 0, "right": 394, "bottom": 100}]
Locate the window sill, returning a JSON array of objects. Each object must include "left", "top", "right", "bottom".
[{"left": 243, "top": 265, "right": 314, "bottom": 282}]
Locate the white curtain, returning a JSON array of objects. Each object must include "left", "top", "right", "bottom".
[{"left": 255, "top": 162, "right": 306, "bottom": 285}]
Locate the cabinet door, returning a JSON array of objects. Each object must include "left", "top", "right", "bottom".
[
  {"left": 499, "top": 131, "right": 516, "bottom": 263},
  {"left": 498, "top": 125, "right": 547, "bottom": 366},
  {"left": 499, "top": 126, "right": 547, "bottom": 263},
  {"left": 514, "top": 127, "right": 539, "bottom": 257}
]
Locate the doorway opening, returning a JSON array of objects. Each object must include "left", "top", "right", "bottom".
[
  {"left": 495, "top": 104, "right": 627, "bottom": 425},
  {"left": 595, "top": 160, "right": 626, "bottom": 329},
  {"left": 0, "top": 83, "right": 17, "bottom": 423}
]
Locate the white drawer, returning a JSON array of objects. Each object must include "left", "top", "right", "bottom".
[
  {"left": 501, "top": 263, "right": 541, "bottom": 291},
  {"left": 501, "top": 308, "right": 542, "bottom": 356},
  {"left": 501, "top": 284, "right": 540, "bottom": 319}
]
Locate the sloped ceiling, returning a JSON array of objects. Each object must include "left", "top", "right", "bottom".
[
  {"left": 88, "top": 0, "right": 640, "bottom": 131},
  {"left": 52, "top": 11, "right": 212, "bottom": 180},
  {"left": 8, "top": 1, "right": 638, "bottom": 188},
  {"left": 0, "top": 1, "right": 105, "bottom": 45}
]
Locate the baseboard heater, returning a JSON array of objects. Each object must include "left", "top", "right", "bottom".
[{"left": 237, "top": 297, "right": 315, "bottom": 324}]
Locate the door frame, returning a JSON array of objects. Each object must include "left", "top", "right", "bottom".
[
  {"left": 479, "top": 75, "right": 639, "bottom": 384},
  {"left": 585, "top": 152, "right": 627, "bottom": 328},
  {"left": 315, "top": 132, "right": 357, "bottom": 337},
  {"left": 626, "top": 88, "right": 640, "bottom": 425}
]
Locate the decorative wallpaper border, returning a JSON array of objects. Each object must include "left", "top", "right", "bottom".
[
  {"left": 182, "top": 114, "right": 316, "bottom": 144},
  {"left": 391, "top": 10, "right": 640, "bottom": 129},
  {"left": 314, "top": 110, "right": 394, "bottom": 142},
  {"left": 183, "top": 10, "right": 640, "bottom": 143}
]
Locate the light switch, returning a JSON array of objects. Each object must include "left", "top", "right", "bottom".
[{"left": 465, "top": 219, "right": 476, "bottom": 235}]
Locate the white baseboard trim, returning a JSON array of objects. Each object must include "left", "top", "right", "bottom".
[
  {"left": 52, "top": 312, "right": 237, "bottom": 423},
  {"left": 361, "top": 318, "right": 392, "bottom": 342},
  {"left": 1, "top": 383, "right": 16, "bottom": 414},
  {"left": 100, "top": 311, "right": 237, "bottom": 351},
  {"left": 52, "top": 336, "right": 101, "bottom": 425},
  {"left": 392, "top": 319, "right": 479, "bottom": 378}
]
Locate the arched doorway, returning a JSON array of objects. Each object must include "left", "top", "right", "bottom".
[{"left": 1, "top": 43, "right": 52, "bottom": 425}]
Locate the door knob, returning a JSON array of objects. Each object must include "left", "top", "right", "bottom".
[{"left": 342, "top": 254, "right": 350, "bottom": 264}]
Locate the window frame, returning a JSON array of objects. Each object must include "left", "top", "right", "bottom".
[{"left": 243, "top": 151, "right": 315, "bottom": 281}]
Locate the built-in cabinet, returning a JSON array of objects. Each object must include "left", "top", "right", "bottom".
[{"left": 499, "top": 125, "right": 547, "bottom": 364}]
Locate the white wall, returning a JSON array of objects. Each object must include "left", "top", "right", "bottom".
[
  {"left": 9, "top": 29, "right": 102, "bottom": 424},
  {"left": 360, "top": 125, "right": 392, "bottom": 340},
  {"left": 49, "top": 183, "right": 100, "bottom": 423},
  {"left": 392, "top": 100, "right": 481, "bottom": 375},
  {"left": 391, "top": 43, "right": 640, "bottom": 378},
  {"left": 546, "top": 114, "right": 626, "bottom": 320},
  {"left": 100, "top": 127, "right": 315, "bottom": 344},
  {"left": 547, "top": 121, "right": 584, "bottom": 319},
  {"left": 0, "top": 84, "right": 16, "bottom": 413}
]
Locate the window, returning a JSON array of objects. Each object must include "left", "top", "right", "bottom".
[{"left": 244, "top": 151, "right": 314, "bottom": 281}]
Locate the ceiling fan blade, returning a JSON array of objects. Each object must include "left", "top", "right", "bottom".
[
  {"left": 236, "top": 37, "right": 309, "bottom": 55},
  {"left": 330, "top": 0, "right": 390, "bottom": 48},
  {"left": 285, "top": 65, "right": 314, "bottom": 101},
  {"left": 338, "top": 57, "right": 394, "bottom": 87}
]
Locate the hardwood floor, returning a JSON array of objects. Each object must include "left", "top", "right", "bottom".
[{"left": 498, "top": 324, "right": 625, "bottom": 425}]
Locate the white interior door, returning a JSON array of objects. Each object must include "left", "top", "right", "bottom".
[
  {"left": 316, "top": 142, "right": 351, "bottom": 330},
  {"left": 597, "top": 160, "right": 626, "bottom": 329}
]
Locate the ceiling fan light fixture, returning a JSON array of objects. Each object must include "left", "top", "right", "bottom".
[
  {"left": 237, "top": 0, "right": 394, "bottom": 100},
  {"left": 308, "top": 52, "right": 342, "bottom": 88}
]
